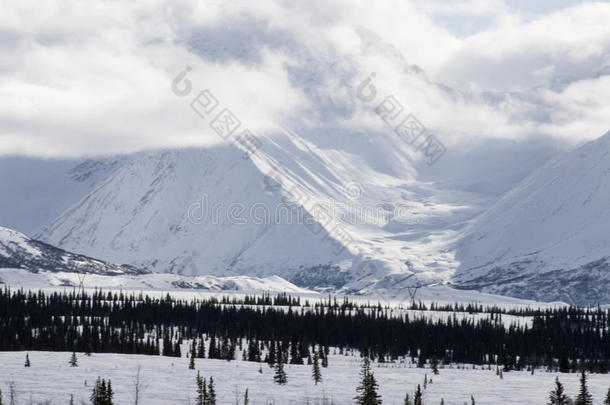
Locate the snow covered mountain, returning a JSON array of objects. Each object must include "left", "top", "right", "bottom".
[
  {"left": 454, "top": 131, "right": 610, "bottom": 306},
  {"left": 0, "top": 156, "right": 126, "bottom": 236},
  {"left": 0, "top": 225, "right": 313, "bottom": 293},
  {"left": 0, "top": 226, "right": 142, "bottom": 275},
  {"left": 37, "top": 121, "right": 493, "bottom": 292},
  {"left": 12, "top": 29, "right": 578, "bottom": 297}
]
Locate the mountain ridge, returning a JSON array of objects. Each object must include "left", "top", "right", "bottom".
[{"left": 454, "top": 130, "right": 610, "bottom": 305}]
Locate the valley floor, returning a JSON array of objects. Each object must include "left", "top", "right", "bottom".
[{"left": 2, "top": 350, "right": 610, "bottom": 404}]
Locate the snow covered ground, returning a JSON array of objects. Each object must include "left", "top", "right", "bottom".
[
  {"left": 0, "top": 268, "right": 311, "bottom": 294},
  {"left": 2, "top": 350, "right": 609, "bottom": 405},
  {"left": 0, "top": 267, "right": 569, "bottom": 313}
]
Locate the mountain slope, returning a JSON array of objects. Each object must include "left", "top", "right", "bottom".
[
  {"left": 0, "top": 156, "right": 125, "bottom": 236},
  {"left": 454, "top": 131, "right": 610, "bottom": 305},
  {"left": 0, "top": 225, "right": 313, "bottom": 293},
  {"left": 0, "top": 226, "right": 142, "bottom": 275},
  {"left": 37, "top": 122, "right": 489, "bottom": 290}
]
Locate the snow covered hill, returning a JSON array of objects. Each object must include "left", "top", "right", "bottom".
[
  {"left": 454, "top": 131, "right": 610, "bottom": 305},
  {"left": 0, "top": 226, "right": 142, "bottom": 275},
  {"left": 0, "top": 225, "right": 313, "bottom": 293},
  {"left": 0, "top": 268, "right": 312, "bottom": 293}
]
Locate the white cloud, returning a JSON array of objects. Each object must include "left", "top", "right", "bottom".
[{"left": 0, "top": 0, "right": 608, "bottom": 158}]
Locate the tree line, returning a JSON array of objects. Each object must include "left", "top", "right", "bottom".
[{"left": 1, "top": 288, "right": 610, "bottom": 373}]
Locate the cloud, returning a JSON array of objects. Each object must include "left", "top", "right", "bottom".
[
  {"left": 437, "top": 2, "right": 610, "bottom": 91},
  {"left": 0, "top": 0, "right": 608, "bottom": 158}
]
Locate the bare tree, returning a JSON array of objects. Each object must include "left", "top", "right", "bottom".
[
  {"left": 132, "top": 365, "right": 146, "bottom": 405},
  {"left": 8, "top": 381, "right": 17, "bottom": 405}
]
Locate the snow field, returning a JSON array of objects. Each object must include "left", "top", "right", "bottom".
[{"left": 2, "top": 350, "right": 610, "bottom": 405}]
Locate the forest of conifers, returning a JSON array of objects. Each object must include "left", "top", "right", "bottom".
[{"left": 1, "top": 288, "right": 609, "bottom": 373}]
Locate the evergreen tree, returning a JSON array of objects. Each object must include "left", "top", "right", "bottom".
[
  {"left": 243, "top": 388, "right": 249, "bottom": 405},
  {"left": 440, "top": 399, "right": 445, "bottom": 405},
  {"left": 189, "top": 349, "right": 196, "bottom": 370},
  {"left": 471, "top": 394, "right": 476, "bottom": 405},
  {"left": 208, "top": 336, "right": 218, "bottom": 359},
  {"left": 431, "top": 357, "right": 439, "bottom": 375},
  {"left": 413, "top": 385, "right": 423, "bottom": 405},
  {"left": 24, "top": 353, "right": 31, "bottom": 367},
  {"left": 69, "top": 393, "right": 74, "bottom": 405},
  {"left": 403, "top": 392, "right": 411, "bottom": 405},
  {"left": 273, "top": 351, "right": 288, "bottom": 385},
  {"left": 604, "top": 388, "right": 610, "bottom": 405},
  {"left": 0, "top": 388, "right": 3, "bottom": 405},
  {"left": 69, "top": 352, "right": 78, "bottom": 367},
  {"left": 575, "top": 370, "right": 593, "bottom": 405},
  {"left": 90, "top": 379, "right": 100, "bottom": 405},
  {"left": 290, "top": 335, "right": 303, "bottom": 364},
  {"left": 319, "top": 345, "right": 329, "bottom": 368},
  {"left": 105, "top": 380, "right": 114, "bottom": 405},
  {"left": 197, "top": 336, "right": 205, "bottom": 358},
  {"left": 196, "top": 371, "right": 206, "bottom": 405},
  {"left": 90, "top": 377, "right": 113, "bottom": 405},
  {"left": 312, "top": 352, "right": 322, "bottom": 385},
  {"left": 559, "top": 352, "right": 570, "bottom": 373},
  {"left": 208, "top": 377, "right": 216, "bottom": 405},
  {"left": 548, "top": 377, "right": 570, "bottom": 405},
  {"left": 354, "top": 357, "right": 382, "bottom": 405}
]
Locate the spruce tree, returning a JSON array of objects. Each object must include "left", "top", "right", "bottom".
[
  {"left": 105, "top": 380, "right": 114, "bottom": 405},
  {"left": 197, "top": 336, "right": 205, "bottom": 358},
  {"left": 319, "top": 345, "right": 329, "bottom": 368},
  {"left": 90, "top": 377, "right": 113, "bottom": 405},
  {"left": 604, "top": 388, "right": 610, "bottom": 405},
  {"left": 273, "top": 352, "right": 288, "bottom": 385},
  {"left": 403, "top": 392, "right": 411, "bottom": 405},
  {"left": 0, "top": 388, "right": 3, "bottom": 405},
  {"left": 413, "top": 385, "right": 423, "bottom": 405},
  {"left": 69, "top": 352, "right": 78, "bottom": 367},
  {"left": 431, "top": 357, "right": 439, "bottom": 375},
  {"left": 548, "top": 377, "right": 570, "bottom": 405},
  {"left": 189, "top": 349, "right": 196, "bottom": 370},
  {"left": 575, "top": 370, "right": 593, "bottom": 405},
  {"left": 196, "top": 372, "right": 206, "bottom": 405},
  {"left": 471, "top": 394, "right": 476, "bottom": 405},
  {"left": 312, "top": 352, "right": 322, "bottom": 385},
  {"left": 559, "top": 352, "right": 570, "bottom": 373},
  {"left": 24, "top": 353, "right": 31, "bottom": 367},
  {"left": 90, "top": 378, "right": 100, "bottom": 405},
  {"left": 209, "top": 336, "right": 217, "bottom": 359},
  {"left": 267, "top": 340, "right": 276, "bottom": 367},
  {"left": 69, "top": 393, "right": 74, "bottom": 405},
  {"left": 354, "top": 357, "right": 382, "bottom": 405},
  {"left": 244, "top": 388, "right": 249, "bottom": 405},
  {"left": 208, "top": 377, "right": 216, "bottom": 405}
]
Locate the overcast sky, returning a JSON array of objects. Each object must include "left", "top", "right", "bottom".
[{"left": 1, "top": 0, "right": 609, "bottom": 158}]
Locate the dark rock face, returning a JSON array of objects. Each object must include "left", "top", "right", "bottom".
[
  {"left": 454, "top": 258, "right": 610, "bottom": 306},
  {"left": 289, "top": 265, "right": 351, "bottom": 290}
]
